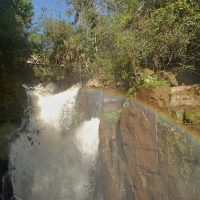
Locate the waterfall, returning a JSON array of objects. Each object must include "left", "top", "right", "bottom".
[{"left": 8, "top": 83, "right": 101, "bottom": 200}]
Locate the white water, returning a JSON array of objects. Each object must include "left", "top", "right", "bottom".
[{"left": 9, "top": 84, "right": 100, "bottom": 200}]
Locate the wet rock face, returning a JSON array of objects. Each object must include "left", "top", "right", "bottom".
[
  {"left": 0, "top": 159, "right": 8, "bottom": 196},
  {"left": 99, "top": 95, "right": 200, "bottom": 200},
  {"left": 0, "top": 139, "right": 11, "bottom": 198},
  {"left": 0, "top": 159, "right": 14, "bottom": 200},
  {"left": 77, "top": 88, "right": 104, "bottom": 121}
]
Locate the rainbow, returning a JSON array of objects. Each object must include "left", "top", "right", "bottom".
[{"left": 83, "top": 86, "right": 200, "bottom": 146}]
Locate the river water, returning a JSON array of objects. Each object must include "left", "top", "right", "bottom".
[{"left": 8, "top": 83, "right": 101, "bottom": 200}]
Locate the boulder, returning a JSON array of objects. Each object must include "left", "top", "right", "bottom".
[
  {"left": 86, "top": 78, "right": 102, "bottom": 88},
  {"left": 158, "top": 71, "right": 178, "bottom": 86}
]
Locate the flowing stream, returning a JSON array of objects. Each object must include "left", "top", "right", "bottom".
[{"left": 8, "top": 83, "right": 101, "bottom": 200}]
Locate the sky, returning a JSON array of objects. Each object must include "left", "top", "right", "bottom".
[{"left": 32, "top": 0, "right": 71, "bottom": 22}]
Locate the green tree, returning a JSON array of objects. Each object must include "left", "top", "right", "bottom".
[
  {"left": 137, "top": 0, "right": 200, "bottom": 70},
  {"left": 31, "top": 0, "right": 200, "bottom": 91},
  {"left": 0, "top": 0, "right": 34, "bottom": 127}
]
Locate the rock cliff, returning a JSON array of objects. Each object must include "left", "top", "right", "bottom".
[
  {"left": 1, "top": 84, "right": 200, "bottom": 200},
  {"left": 98, "top": 86, "right": 200, "bottom": 200}
]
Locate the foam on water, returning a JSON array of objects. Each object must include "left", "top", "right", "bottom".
[{"left": 9, "top": 84, "right": 100, "bottom": 200}]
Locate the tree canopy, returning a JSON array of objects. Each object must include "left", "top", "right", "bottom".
[
  {"left": 30, "top": 0, "right": 200, "bottom": 90},
  {"left": 0, "top": 0, "right": 34, "bottom": 125},
  {"left": 1, "top": 0, "right": 200, "bottom": 133}
]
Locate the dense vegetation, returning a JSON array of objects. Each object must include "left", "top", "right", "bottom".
[
  {"left": 1, "top": 0, "right": 200, "bottom": 132},
  {"left": 30, "top": 0, "right": 200, "bottom": 92},
  {"left": 0, "top": 0, "right": 34, "bottom": 132}
]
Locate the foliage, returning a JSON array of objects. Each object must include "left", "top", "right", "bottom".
[
  {"left": 0, "top": 123, "right": 15, "bottom": 140},
  {"left": 31, "top": 0, "right": 200, "bottom": 90},
  {"left": 103, "top": 101, "right": 129, "bottom": 124},
  {"left": 1, "top": 0, "right": 198, "bottom": 135},
  {"left": 103, "top": 111, "right": 120, "bottom": 124},
  {"left": 0, "top": 0, "right": 34, "bottom": 124},
  {"left": 138, "top": 0, "right": 200, "bottom": 69},
  {"left": 184, "top": 109, "right": 200, "bottom": 124},
  {"left": 121, "top": 101, "right": 130, "bottom": 110},
  {"left": 140, "top": 72, "right": 170, "bottom": 87}
]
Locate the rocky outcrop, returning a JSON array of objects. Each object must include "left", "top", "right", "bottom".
[
  {"left": 137, "top": 84, "right": 200, "bottom": 129},
  {"left": 158, "top": 71, "right": 178, "bottom": 86},
  {"left": 137, "top": 85, "right": 171, "bottom": 109},
  {"left": 1, "top": 83, "right": 200, "bottom": 200},
  {"left": 170, "top": 85, "right": 200, "bottom": 130},
  {"left": 170, "top": 85, "right": 200, "bottom": 108},
  {"left": 99, "top": 90, "right": 200, "bottom": 200}
]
